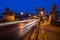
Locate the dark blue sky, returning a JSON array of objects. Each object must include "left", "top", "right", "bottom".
[{"left": 0, "top": 0, "right": 60, "bottom": 15}]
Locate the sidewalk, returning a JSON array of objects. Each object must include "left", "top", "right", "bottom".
[
  {"left": 40, "top": 21, "right": 60, "bottom": 31},
  {"left": 39, "top": 21, "right": 60, "bottom": 40}
]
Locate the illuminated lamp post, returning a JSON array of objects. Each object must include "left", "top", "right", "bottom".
[
  {"left": 21, "top": 12, "right": 24, "bottom": 15},
  {"left": 29, "top": 14, "right": 32, "bottom": 19},
  {"left": 40, "top": 11, "right": 44, "bottom": 17},
  {"left": 20, "top": 12, "right": 24, "bottom": 20},
  {"left": 41, "top": 11, "right": 44, "bottom": 15}
]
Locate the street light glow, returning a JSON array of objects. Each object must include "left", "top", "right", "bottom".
[
  {"left": 41, "top": 11, "right": 44, "bottom": 15},
  {"left": 21, "top": 12, "right": 24, "bottom": 15}
]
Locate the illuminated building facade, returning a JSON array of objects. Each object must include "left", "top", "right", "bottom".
[{"left": 3, "top": 7, "right": 15, "bottom": 22}]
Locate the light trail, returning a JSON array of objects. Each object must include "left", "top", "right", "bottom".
[
  {"left": 0, "top": 19, "right": 39, "bottom": 38},
  {"left": 18, "top": 19, "right": 39, "bottom": 37},
  {"left": 24, "top": 19, "right": 38, "bottom": 27},
  {"left": 0, "top": 19, "right": 38, "bottom": 26},
  {"left": 17, "top": 19, "right": 39, "bottom": 28}
]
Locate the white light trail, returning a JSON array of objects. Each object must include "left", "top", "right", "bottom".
[
  {"left": 0, "top": 19, "right": 38, "bottom": 26},
  {"left": 18, "top": 19, "right": 39, "bottom": 37},
  {"left": 24, "top": 19, "right": 38, "bottom": 27}
]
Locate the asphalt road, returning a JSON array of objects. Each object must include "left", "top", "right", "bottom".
[
  {"left": 0, "top": 19, "right": 38, "bottom": 40},
  {"left": 0, "top": 22, "right": 33, "bottom": 40},
  {"left": 0, "top": 21, "right": 60, "bottom": 40}
]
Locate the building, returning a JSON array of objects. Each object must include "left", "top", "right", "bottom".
[
  {"left": 49, "top": 4, "right": 58, "bottom": 22},
  {"left": 36, "top": 8, "right": 45, "bottom": 16},
  {"left": 2, "top": 7, "right": 15, "bottom": 22},
  {"left": 36, "top": 8, "right": 46, "bottom": 20}
]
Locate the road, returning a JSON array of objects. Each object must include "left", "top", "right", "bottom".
[
  {"left": 0, "top": 19, "right": 38, "bottom": 40},
  {"left": 0, "top": 19, "right": 60, "bottom": 40},
  {"left": 21, "top": 21, "right": 60, "bottom": 40},
  {"left": 0, "top": 22, "right": 28, "bottom": 40}
]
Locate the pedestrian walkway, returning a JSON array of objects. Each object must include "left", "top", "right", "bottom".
[
  {"left": 40, "top": 21, "right": 60, "bottom": 31},
  {"left": 40, "top": 21, "right": 60, "bottom": 40}
]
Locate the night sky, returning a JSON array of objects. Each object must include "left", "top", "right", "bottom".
[{"left": 0, "top": 0, "right": 60, "bottom": 15}]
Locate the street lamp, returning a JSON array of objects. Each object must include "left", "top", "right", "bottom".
[
  {"left": 40, "top": 11, "right": 44, "bottom": 16},
  {"left": 20, "top": 12, "right": 24, "bottom": 20},
  {"left": 41, "top": 11, "right": 44, "bottom": 15},
  {"left": 21, "top": 12, "right": 24, "bottom": 15},
  {"left": 29, "top": 14, "right": 32, "bottom": 19}
]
